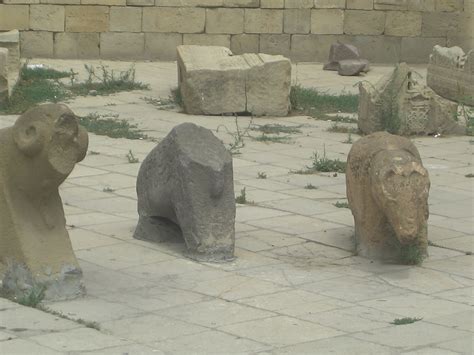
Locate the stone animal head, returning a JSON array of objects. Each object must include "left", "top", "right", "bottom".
[
  {"left": 370, "top": 149, "right": 430, "bottom": 245},
  {"left": 12, "top": 104, "right": 88, "bottom": 184}
]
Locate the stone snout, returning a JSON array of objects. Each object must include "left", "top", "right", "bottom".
[
  {"left": 134, "top": 123, "right": 236, "bottom": 262},
  {"left": 0, "top": 104, "right": 88, "bottom": 300}
]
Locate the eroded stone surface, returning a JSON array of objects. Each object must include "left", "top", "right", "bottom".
[
  {"left": 346, "top": 132, "right": 430, "bottom": 263},
  {"left": 134, "top": 122, "right": 236, "bottom": 262},
  {"left": 0, "top": 104, "right": 88, "bottom": 300},
  {"left": 323, "top": 42, "right": 370, "bottom": 76},
  {"left": 177, "top": 45, "right": 291, "bottom": 116},
  {"left": 427, "top": 45, "right": 474, "bottom": 106},
  {"left": 358, "top": 63, "right": 464, "bottom": 135}
]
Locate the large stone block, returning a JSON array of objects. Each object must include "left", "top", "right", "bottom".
[
  {"left": 374, "top": 0, "right": 408, "bottom": 10},
  {"left": 0, "top": 49, "right": 8, "bottom": 104},
  {"left": 30, "top": 5, "right": 65, "bottom": 32},
  {"left": 245, "top": 9, "right": 283, "bottom": 34},
  {"left": 230, "top": 34, "right": 259, "bottom": 54},
  {"left": 400, "top": 37, "right": 446, "bottom": 63},
  {"left": 284, "top": 9, "right": 311, "bottom": 34},
  {"left": 127, "top": 0, "right": 153, "bottom": 5},
  {"left": 177, "top": 45, "right": 291, "bottom": 116},
  {"left": 346, "top": 35, "right": 402, "bottom": 63},
  {"left": 54, "top": 33, "right": 100, "bottom": 59},
  {"left": 155, "top": 0, "right": 223, "bottom": 5},
  {"left": 358, "top": 63, "right": 464, "bottom": 135},
  {"left": 0, "top": 30, "right": 21, "bottom": 90},
  {"left": 81, "top": 0, "right": 125, "bottom": 5},
  {"left": 421, "top": 12, "right": 459, "bottom": 37},
  {"left": 311, "top": 9, "right": 344, "bottom": 34},
  {"left": 110, "top": 7, "right": 142, "bottom": 32},
  {"left": 134, "top": 122, "right": 235, "bottom": 262},
  {"left": 0, "top": 5, "right": 29, "bottom": 31},
  {"left": 143, "top": 7, "right": 205, "bottom": 33},
  {"left": 100, "top": 32, "right": 145, "bottom": 60},
  {"left": 0, "top": 104, "right": 88, "bottom": 300},
  {"left": 20, "top": 31, "right": 54, "bottom": 58},
  {"left": 65, "top": 6, "right": 109, "bottom": 33},
  {"left": 346, "top": 0, "right": 374, "bottom": 9},
  {"left": 145, "top": 33, "right": 182, "bottom": 61},
  {"left": 206, "top": 8, "right": 244, "bottom": 34},
  {"left": 183, "top": 34, "right": 231, "bottom": 48},
  {"left": 346, "top": 132, "right": 430, "bottom": 263},
  {"left": 427, "top": 45, "right": 474, "bottom": 106},
  {"left": 385, "top": 11, "right": 422, "bottom": 37},
  {"left": 285, "top": 0, "right": 313, "bottom": 7},
  {"left": 314, "top": 0, "right": 345, "bottom": 8},
  {"left": 260, "top": 34, "right": 291, "bottom": 57},
  {"left": 344, "top": 10, "right": 385, "bottom": 35},
  {"left": 261, "top": 0, "right": 284, "bottom": 8},
  {"left": 224, "top": 0, "right": 259, "bottom": 6},
  {"left": 407, "top": 0, "right": 435, "bottom": 11},
  {"left": 436, "top": 0, "right": 463, "bottom": 12}
]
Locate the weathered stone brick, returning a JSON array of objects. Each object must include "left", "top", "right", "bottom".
[
  {"left": 285, "top": 0, "right": 313, "bottom": 8},
  {"left": 435, "top": 0, "right": 463, "bottom": 12},
  {"left": 206, "top": 8, "right": 244, "bottom": 34},
  {"left": 422, "top": 11, "right": 459, "bottom": 37},
  {"left": 314, "top": 0, "right": 345, "bottom": 8},
  {"left": 54, "top": 32, "right": 100, "bottom": 58},
  {"left": 284, "top": 9, "right": 311, "bottom": 34},
  {"left": 156, "top": 0, "right": 223, "bottom": 5},
  {"left": 230, "top": 34, "right": 259, "bottom": 54},
  {"left": 127, "top": 0, "right": 153, "bottom": 5},
  {"left": 344, "top": 10, "right": 385, "bottom": 35},
  {"left": 143, "top": 8, "right": 205, "bottom": 33},
  {"left": 21, "top": 31, "right": 53, "bottom": 58},
  {"left": 81, "top": 0, "right": 125, "bottom": 5},
  {"left": 110, "top": 7, "right": 142, "bottom": 32},
  {"left": 183, "top": 34, "right": 231, "bottom": 48},
  {"left": 0, "top": 5, "right": 29, "bottom": 30},
  {"left": 4, "top": 0, "right": 38, "bottom": 3},
  {"left": 385, "top": 11, "right": 422, "bottom": 37},
  {"left": 261, "top": 0, "right": 284, "bottom": 8},
  {"left": 374, "top": 0, "right": 408, "bottom": 10},
  {"left": 347, "top": 35, "right": 401, "bottom": 62},
  {"left": 291, "top": 34, "right": 343, "bottom": 61},
  {"left": 65, "top": 6, "right": 109, "bottom": 33},
  {"left": 224, "top": 0, "right": 259, "bottom": 7},
  {"left": 100, "top": 32, "right": 145, "bottom": 59},
  {"left": 245, "top": 9, "right": 283, "bottom": 33},
  {"left": 347, "top": 0, "right": 373, "bottom": 9},
  {"left": 145, "top": 33, "right": 182, "bottom": 61},
  {"left": 401, "top": 36, "right": 446, "bottom": 63},
  {"left": 40, "top": 0, "right": 80, "bottom": 4},
  {"left": 311, "top": 9, "right": 344, "bottom": 34},
  {"left": 30, "top": 5, "right": 65, "bottom": 32},
  {"left": 260, "top": 34, "right": 290, "bottom": 57},
  {"left": 408, "top": 0, "right": 435, "bottom": 11}
]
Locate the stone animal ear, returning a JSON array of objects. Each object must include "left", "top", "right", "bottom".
[{"left": 13, "top": 121, "right": 43, "bottom": 157}]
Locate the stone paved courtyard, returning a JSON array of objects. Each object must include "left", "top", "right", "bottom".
[{"left": 0, "top": 60, "right": 472, "bottom": 354}]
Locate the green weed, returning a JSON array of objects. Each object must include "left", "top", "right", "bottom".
[
  {"left": 327, "top": 123, "right": 358, "bottom": 134},
  {"left": 465, "top": 173, "right": 474, "bottom": 178},
  {"left": 294, "top": 148, "right": 346, "bottom": 174},
  {"left": 235, "top": 187, "right": 253, "bottom": 204},
  {"left": 252, "top": 133, "right": 291, "bottom": 143},
  {"left": 103, "top": 187, "right": 115, "bottom": 193},
  {"left": 399, "top": 244, "right": 425, "bottom": 265},
  {"left": 126, "top": 150, "right": 140, "bottom": 163},
  {"left": 257, "top": 172, "right": 267, "bottom": 179},
  {"left": 37, "top": 305, "right": 101, "bottom": 330},
  {"left": 78, "top": 113, "right": 148, "bottom": 140},
  {"left": 17, "top": 284, "right": 46, "bottom": 308},
  {"left": 343, "top": 132, "right": 353, "bottom": 144},
  {"left": 250, "top": 124, "right": 302, "bottom": 135},
  {"left": 391, "top": 317, "right": 422, "bottom": 325},
  {"left": 20, "top": 66, "right": 71, "bottom": 81},
  {"left": 334, "top": 201, "right": 350, "bottom": 208},
  {"left": 304, "top": 183, "right": 318, "bottom": 190}
]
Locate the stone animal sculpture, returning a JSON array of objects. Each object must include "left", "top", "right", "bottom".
[
  {"left": 346, "top": 132, "right": 430, "bottom": 264},
  {"left": 134, "top": 122, "right": 235, "bottom": 261},
  {"left": 0, "top": 104, "right": 88, "bottom": 300}
]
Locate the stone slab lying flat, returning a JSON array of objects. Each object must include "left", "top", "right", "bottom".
[
  {"left": 177, "top": 45, "right": 291, "bottom": 116},
  {"left": 427, "top": 45, "right": 474, "bottom": 106}
]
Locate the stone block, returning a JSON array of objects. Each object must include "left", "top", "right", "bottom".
[
  {"left": 374, "top": 0, "right": 408, "bottom": 10},
  {"left": 81, "top": 0, "right": 125, "bottom": 5},
  {"left": 0, "top": 30, "right": 20, "bottom": 87},
  {"left": 230, "top": 34, "right": 259, "bottom": 54},
  {"left": 127, "top": 0, "right": 153, "bottom": 4},
  {"left": 385, "top": 11, "right": 422, "bottom": 37},
  {"left": 346, "top": 0, "right": 374, "bottom": 9},
  {"left": 436, "top": 0, "right": 463, "bottom": 12},
  {"left": 407, "top": 0, "right": 435, "bottom": 11},
  {"left": 245, "top": 9, "right": 284, "bottom": 34},
  {"left": 0, "top": 104, "right": 88, "bottom": 300},
  {"left": 177, "top": 45, "right": 291, "bottom": 116},
  {"left": 20, "top": 31, "right": 54, "bottom": 58},
  {"left": 0, "top": 5, "right": 29, "bottom": 30},
  {"left": 0, "top": 49, "right": 8, "bottom": 104},
  {"left": 338, "top": 59, "right": 368, "bottom": 75},
  {"left": 284, "top": 9, "right": 311, "bottom": 34},
  {"left": 183, "top": 34, "right": 231, "bottom": 48},
  {"left": 422, "top": 12, "right": 459, "bottom": 37},
  {"left": 65, "top": 6, "right": 109, "bottom": 33},
  {"left": 260, "top": 34, "right": 291, "bottom": 57},
  {"left": 311, "top": 9, "right": 344, "bottom": 34},
  {"left": 156, "top": 0, "right": 223, "bottom": 5},
  {"left": 142, "top": 7, "right": 205, "bottom": 33},
  {"left": 314, "top": 0, "right": 345, "bottom": 8},
  {"left": 290, "top": 34, "right": 344, "bottom": 62},
  {"left": 347, "top": 35, "right": 401, "bottom": 63},
  {"left": 346, "top": 132, "right": 430, "bottom": 263},
  {"left": 3, "top": 0, "right": 38, "bottom": 3},
  {"left": 344, "top": 10, "right": 385, "bottom": 35},
  {"left": 224, "top": 0, "right": 259, "bottom": 6},
  {"left": 134, "top": 123, "right": 235, "bottom": 262},
  {"left": 261, "top": 0, "right": 284, "bottom": 8},
  {"left": 110, "top": 7, "right": 142, "bottom": 32},
  {"left": 323, "top": 42, "right": 370, "bottom": 74},
  {"left": 54, "top": 32, "right": 100, "bottom": 59},
  {"left": 100, "top": 32, "right": 145, "bottom": 60},
  {"left": 206, "top": 8, "right": 244, "bottom": 34},
  {"left": 400, "top": 37, "right": 446, "bottom": 63},
  {"left": 285, "top": 0, "right": 313, "bottom": 7},
  {"left": 145, "top": 33, "right": 182, "bottom": 61},
  {"left": 40, "top": 0, "right": 80, "bottom": 4},
  {"left": 427, "top": 46, "right": 474, "bottom": 105},
  {"left": 30, "top": 5, "right": 65, "bottom": 32}
]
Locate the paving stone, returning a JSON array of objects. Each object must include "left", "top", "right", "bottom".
[{"left": 0, "top": 339, "right": 62, "bottom": 354}]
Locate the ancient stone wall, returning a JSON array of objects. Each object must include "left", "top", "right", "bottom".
[{"left": 0, "top": 0, "right": 471, "bottom": 63}]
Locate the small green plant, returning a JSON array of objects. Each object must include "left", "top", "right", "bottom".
[
  {"left": 235, "top": 187, "right": 253, "bottom": 204},
  {"left": 126, "top": 150, "right": 139, "bottom": 163},
  {"left": 327, "top": 123, "right": 357, "bottom": 134},
  {"left": 89, "top": 151, "right": 100, "bottom": 155},
  {"left": 465, "top": 173, "right": 474, "bottom": 178},
  {"left": 294, "top": 147, "right": 347, "bottom": 174},
  {"left": 216, "top": 116, "right": 252, "bottom": 155},
  {"left": 78, "top": 113, "right": 148, "bottom": 140},
  {"left": 257, "top": 172, "right": 267, "bottom": 179},
  {"left": 391, "top": 317, "right": 422, "bottom": 325},
  {"left": 399, "top": 244, "right": 424, "bottom": 265},
  {"left": 334, "top": 201, "right": 350, "bottom": 208},
  {"left": 250, "top": 124, "right": 302, "bottom": 135},
  {"left": 17, "top": 284, "right": 46, "bottom": 308},
  {"left": 323, "top": 114, "right": 358, "bottom": 124},
  {"left": 304, "top": 183, "right": 317, "bottom": 190},
  {"left": 103, "top": 187, "right": 115, "bottom": 193},
  {"left": 343, "top": 132, "right": 353, "bottom": 144},
  {"left": 143, "top": 87, "right": 182, "bottom": 110},
  {"left": 252, "top": 133, "right": 291, "bottom": 143},
  {"left": 20, "top": 66, "right": 72, "bottom": 81}
]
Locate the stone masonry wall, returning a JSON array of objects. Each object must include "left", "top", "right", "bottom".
[{"left": 0, "top": 0, "right": 471, "bottom": 63}]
